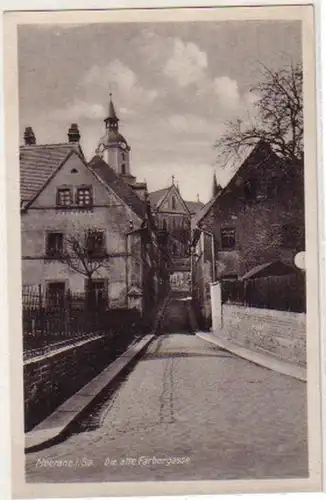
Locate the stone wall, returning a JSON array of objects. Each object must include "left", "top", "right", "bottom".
[
  {"left": 24, "top": 333, "right": 131, "bottom": 432},
  {"left": 219, "top": 304, "right": 306, "bottom": 367}
]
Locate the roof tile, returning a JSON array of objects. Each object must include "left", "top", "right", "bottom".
[
  {"left": 89, "top": 155, "right": 147, "bottom": 220},
  {"left": 20, "top": 143, "right": 81, "bottom": 203}
]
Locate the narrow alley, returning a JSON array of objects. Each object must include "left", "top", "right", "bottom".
[{"left": 25, "top": 333, "right": 308, "bottom": 483}]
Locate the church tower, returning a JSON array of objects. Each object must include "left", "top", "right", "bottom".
[{"left": 96, "top": 94, "right": 135, "bottom": 183}]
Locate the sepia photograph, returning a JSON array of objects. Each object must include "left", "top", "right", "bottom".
[{"left": 3, "top": 3, "right": 322, "bottom": 497}]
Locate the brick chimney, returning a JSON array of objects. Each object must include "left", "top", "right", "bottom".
[
  {"left": 68, "top": 123, "right": 80, "bottom": 143},
  {"left": 24, "top": 126, "right": 36, "bottom": 145}
]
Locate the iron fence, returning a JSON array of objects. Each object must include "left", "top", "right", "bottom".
[{"left": 22, "top": 285, "right": 142, "bottom": 360}]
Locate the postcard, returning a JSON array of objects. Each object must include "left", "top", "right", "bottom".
[{"left": 3, "top": 3, "right": 322, "bottom": 497}]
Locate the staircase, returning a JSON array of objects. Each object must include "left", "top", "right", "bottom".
[{"left": 158, "top": 295, "right": 196, "bottom": 334}]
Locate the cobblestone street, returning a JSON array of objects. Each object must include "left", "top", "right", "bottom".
[{"left": 25, "top": 334, "right": 308, "bottom": 482}]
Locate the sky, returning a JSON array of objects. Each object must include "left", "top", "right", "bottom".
[{"left": 18, "top": 20, "right": 302, "bottom": 203}]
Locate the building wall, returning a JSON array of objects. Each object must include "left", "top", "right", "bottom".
[
  {"left": 199, "top": 154, "right": 304, "bottom": 278},
  {"left": 104, "top": 145, "right": 130, "bottom": 177},
  {"left": 21, "top": 152, "right": 143, "bottom": 307},
  {"left": 202, "top": 199, "right": 303, "bottom": 279},
  {"left": 192, "top": 149, "right": 305, "bottom": 328},
  {"left": 192, "top": 232, "right": 214, "bottom": 328}
]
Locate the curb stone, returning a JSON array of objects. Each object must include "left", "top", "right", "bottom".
[
  {"left": 196, "top": 331, "right": 306, "bottom": 382},
  {"left": 25, "top": 334, "right": 155, "bottom": 452}
]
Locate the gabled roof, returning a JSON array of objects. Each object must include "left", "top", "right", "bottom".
[
  {"left": 149, "top": 184, "right": 190, "bottom": 214},
  {"left": 193, "top": 140, "right": 280, "bottom": 228},
  {"left": 191, "top": 194, "right": 220, "bottom": 230},
  {"left": 185, "top": 200, "right": 204, "bottom": 214},
  {"left": 217, "top": 142, "right": 259, "bottom": 175},
  {"left": 20, "top": 143, "right": 83, "bottom": 204},
  {"left": 89, "top": 155, "right": 147, "bottom": 220},
  {"left": 148, "top": 187, "right": 170, "bottom": 208},
  {"left": 240, "top": 260, "right": 298, "bottom": 280}
]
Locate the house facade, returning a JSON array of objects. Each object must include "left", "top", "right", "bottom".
[
  {"left": 20, "top": 118, "right": 168, "bottom": 316},
  {"left": 149, "top": 179, "right": 203, "bottom": 294},
  {"left": 191, "top": 141, "right": 305, "bottom": 327}
]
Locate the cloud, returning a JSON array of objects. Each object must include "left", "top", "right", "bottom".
[
  {"left": 168, "top": 113, "right": 219, "bottom": 136},
  {"left": 52, "top": 100, "right": 106, "bottom": 121},
  {"left": 163, "top": 39, "right": 208, "bottom": 88},
  {"left": 213, "top": 76, "right": 240, "bottom": 109},
  {"left": 169, "top": 113, "right": 206, "bottom": 133},
  {"left": 81, "top": 59, "right": 158, "bottom": 105}
]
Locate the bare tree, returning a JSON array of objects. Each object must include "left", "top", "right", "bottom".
[
  {"left": 62, "top": 229, "right": 107, "bottom": 279},
  {"left": 215, "top": 63, "right": 303, "bottom": 167},
  {"left": 59, "top": 228, "right": 110, "bottom": 308}
]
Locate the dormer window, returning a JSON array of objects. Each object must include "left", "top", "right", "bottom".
[
  {"left": 76, "top": 187, "right": 92, "bottom": 207},
  {"left": 57, "top": 188, "right": 72, "bottom": 207}
]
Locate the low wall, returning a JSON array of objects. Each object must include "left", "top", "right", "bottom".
[
  {"left": 218, "top": 304, "right": 306, "bottom": 367},
  {"left": 24, "top": 333, "right": 132, "bottom": 432}
]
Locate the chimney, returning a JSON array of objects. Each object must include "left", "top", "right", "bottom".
[
  {"left": 68, "top": 123, "right": 80, "bottom": 143},
  {"left": 24, "top": 126, "right": 36, "bottom": 145}
]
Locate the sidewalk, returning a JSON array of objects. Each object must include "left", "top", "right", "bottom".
[
  {"left": 25, "top": 334, "right": 155, "bottom": 452},
  {"left": 196, "top": 331, "right": 306, "bottom": 382}
]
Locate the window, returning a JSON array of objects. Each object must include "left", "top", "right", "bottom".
[
  {"left": 121, "top": 164, "right": 126, "bottom": 175},
  {"left": 76, "top": 187, "right": 92, "bottom": 207},
  {"left": 57, "top": 188, "right": 72, "bottom": 206},
  {"left": 86, "top": 231, "right": 105, "bottom": 258},
  {"left": 46, "top": 232, "right": 63, "bottom": 257},
  {"left": 121, "top": 152, "right": 126, "bottom": 161},
  {"left": 171, "top": 196, "right": 176, "bottom": 210},
  {"left": 220, "top": 228, "right": 236, "bottom": 250},
  {"left": 281, "top": 224, "right": 301, "bottom": 249},
  {"left": 47, "top": 282, "right": 65, "bottom": 308},
  {"left": 162, "top": 218, "right": 167, "bottom": 231},
  {"left": 172, "top": 243, "right": 178, "bottom": 256}
]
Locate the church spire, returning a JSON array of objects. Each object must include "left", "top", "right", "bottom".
[
  {"left": 104, "top": 93, "right": 119, "bottom": 131},
  {"left": 212, "top": 171, "right": 222, "bottom": 199}
]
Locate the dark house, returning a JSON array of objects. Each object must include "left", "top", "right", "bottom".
[{"left": 191, "top": 140, "right": 305, "bottom": 326}]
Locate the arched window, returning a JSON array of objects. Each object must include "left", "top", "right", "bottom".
[{"left": 172, "top": 196, "right": 176, "bottom": 210}]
